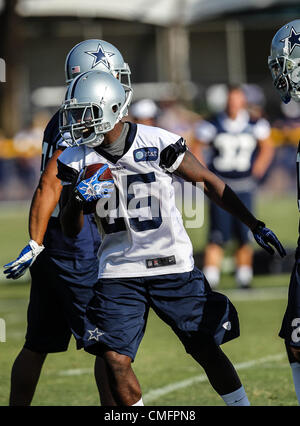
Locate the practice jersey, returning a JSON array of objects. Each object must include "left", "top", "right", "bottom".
[
  {"left": 196, "top": 110, "right": 271, "bottom": 191},
  {"left": 57, "top": 122, "right": 194, "bottom": 278},
  {"left": 41, "top": 111, "right": 101, "bottom": 259}
]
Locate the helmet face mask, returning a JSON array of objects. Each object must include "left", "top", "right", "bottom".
[
  {"left": 111, "top": 62, "right": 131, "bottom": 92},
  {"left": 268, "top": 20, "right": 300, "bottom": 103},
  {"left": 268, "top": 56, "right": 291, "bottom": 103},
  {"left": 59, "top": 71, "right": 131, "bottom": 148},
  {"left": 60, "top": 101, "right": 107, "bottom": 147}
]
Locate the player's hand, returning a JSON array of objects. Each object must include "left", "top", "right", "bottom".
[
  {"left": 3, "top": 240, "right": 45, "bottom": 279},
  {"left": 252, "top": 221, "right": 286, "bottom": 257},
  {"left": 74, "top": 164, "right": 114, "bottom": 203}
]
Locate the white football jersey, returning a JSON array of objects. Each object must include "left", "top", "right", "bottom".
[{"left": 57, "top": 123, "right": 194, "bottom": 278}]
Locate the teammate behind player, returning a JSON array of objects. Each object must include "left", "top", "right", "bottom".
[
  {"left": 57, "top": 70, "right": 285, "bottom": 406},
  {"left": 268, "top": 18, "right": 300, "bottom": 404},
  {"left": 3, "top": 39, "right": 132, "bottom": 406},
  {"left": 196, "top": 85, "right": 274, "bottom": 289}
]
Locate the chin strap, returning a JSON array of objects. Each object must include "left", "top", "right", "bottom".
[
  {"left": 86, "top": 134, "right": 104, "bottom": 148},
  {"left": 117, "top": 87, "right": 133, "bottom": 122}
]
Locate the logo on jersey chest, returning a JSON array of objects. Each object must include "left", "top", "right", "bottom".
[{"left": 133, "top": 147, "right": 158, "bottom": 162}]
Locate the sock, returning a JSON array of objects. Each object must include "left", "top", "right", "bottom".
[
  {"left": 236, "top": 266, "right": 253, "bottom": 288},
  {"left": 221, "top": 385, "right": 250, "bottom": 406},
  {"left": 203, "top": 266, "right": 220, "bottom": 289},
  {"left": 291, "top": 362, "right": 300, "bottom": 404},
  {"left": 132, "top": 397, "right": 144, "bottom": 406}
]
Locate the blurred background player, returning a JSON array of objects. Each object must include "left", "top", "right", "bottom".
[
  {"left": 130, "top": 98, "right": 159, "bottom": 126},
  {"left": 157, "top": 99, "right": 202, "bottom": 155},
  {"left": 3, "top": 39, "right": 132, "bottom": 406},
  {"left": 268, "top": 18, "right": 300, "bottom": 404},
  {"left": 195, "top": 85, "right": 274, "bottom": 288}
]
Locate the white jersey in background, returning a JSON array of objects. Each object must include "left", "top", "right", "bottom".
[{"left": 57, "top": 123, "right": 194, "bottom": 278}]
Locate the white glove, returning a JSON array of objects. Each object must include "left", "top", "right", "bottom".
[
  {"left": 62, "top": 131, "right": 73, "bottom": 147},
  {"left": 61, "top": 131, "right": 83, "bottom": 147},
  {"left": 3, "top": 240, "right": 45, "bottom": 280}
]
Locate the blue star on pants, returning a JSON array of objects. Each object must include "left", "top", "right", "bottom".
[{"left": 87, "top": 328, "right": 104, "bottom": 341}]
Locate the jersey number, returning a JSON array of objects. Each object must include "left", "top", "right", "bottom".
[
  {"left": 213, "top": 133, "right": 256, "bottom": 172},
  {"left": 291, "top": 318, "right": 300, "bottom": 343},
  {"left": 100, "top": 172, "right": 162, "bottom": 234}
]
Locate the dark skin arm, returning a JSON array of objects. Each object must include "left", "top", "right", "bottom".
[
  {"left": 29, "top": 149, "right": 63, "bottom": 245},
  {"left": 176, "top": 151, "right": 258, "bottom": 230},
  {"left": 60, "top": 184, "right": 84, "bottom": 238}
]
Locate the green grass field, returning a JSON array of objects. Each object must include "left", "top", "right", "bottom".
[{"left": 0, "top": 193, "right": 299, "bottom": 406}]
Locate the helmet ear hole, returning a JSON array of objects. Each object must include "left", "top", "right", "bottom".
[{"left": 112, "top": 104, "right": 119, "bottom": 113}]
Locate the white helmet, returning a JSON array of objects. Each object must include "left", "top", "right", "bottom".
[
  {"left": 268, "top": 19, "right": 300, "bottom": 103},
  {"left": 59, "top": 70, "right": 131, "bottom": 147}
]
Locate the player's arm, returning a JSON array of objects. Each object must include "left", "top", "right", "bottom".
[
  {"left": 252, "top": 136, "right": 274, "bottom": 179},
  {"left": 192, "top": 119, "right": 215, "bottom": 166},
  {"left": 176, "top": 151, "right": 257, "bottom": 227},
  {"left": 29, "top": 149, "right": 63, "bottom": 244},
  {"left": 190, "top": 139, "right": 207, "bottom": 165},
  {"left": 59, "top": 184, "right": 84, "bottom": 238},
  {"left": 251, "top": 118, "right": 274, "bottom": 179},
  {"left": 56, "top": 155, "right": 85, "bottom": 238},
  {"left": 176, "top": 150, "right": 286, "bottom": 257},
  {"left": 3, "top": 149, "right": 64, "bottom": 279}
]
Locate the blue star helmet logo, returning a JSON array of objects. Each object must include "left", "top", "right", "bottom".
[
  {"left": 280, "top": 26, "right": 300, "bottom": 54},
  {"left": 85, "top": 43, "right": 115, "bottom": 70}
]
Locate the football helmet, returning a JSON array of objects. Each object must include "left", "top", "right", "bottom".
[
  {"left": 65, "top": 39, "right": 131, "bottom": 88},
  {"left": 268, "top": 19, "right": 300, "bottom": 103},
  {"left": 59, "top": 70, "right": 130, "bottom": 147}
]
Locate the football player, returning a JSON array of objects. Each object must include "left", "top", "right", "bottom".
[
  {"left": 196, "top": 85, "right": 274, "bottom": 289},
  {"left": 268, "top": 18, "right": 300, "bottom": 404},
  {"left": 3, "top": 39, "right": 131, "bottom": 406},
  {"left": 130, "top": 99, "right": 159, "bottom": 126},
  {"left": 57, "top": 70, "right": 286, "bottom": 406}
]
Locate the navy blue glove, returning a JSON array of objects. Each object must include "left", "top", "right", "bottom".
[{"left": 252, "top": 221, "right": 286, "bottom": 257}]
